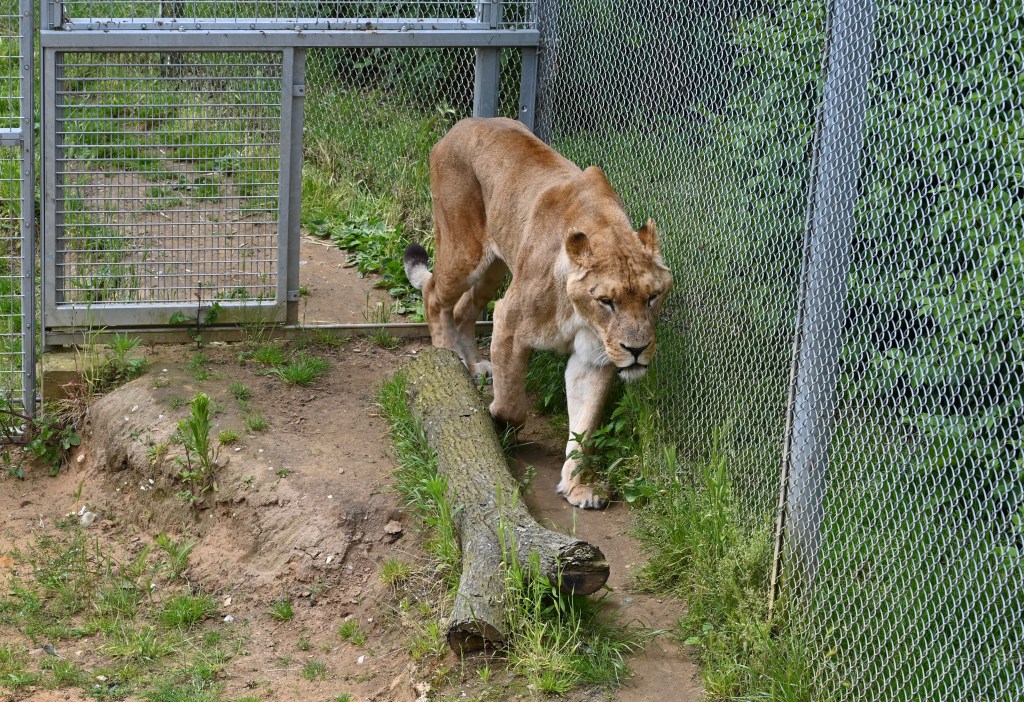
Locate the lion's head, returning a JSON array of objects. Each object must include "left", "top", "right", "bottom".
[{"left": 564, "top": 218, "right": 673, "bottom": 382}]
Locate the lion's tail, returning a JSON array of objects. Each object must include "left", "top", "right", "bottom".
[{"left": 403, "top": 243, "right": 432, "bottom": 291}]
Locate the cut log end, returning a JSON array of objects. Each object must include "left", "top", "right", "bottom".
[
  {"left": 447, "top": 619, "right": 506, "bottom": 655},
  {"left": 551, "top": 541, "right": 610, "bottom": 595}
]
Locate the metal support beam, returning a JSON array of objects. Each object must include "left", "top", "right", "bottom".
[
  {"left": 39, "top": 28, "right": 539, "bottom": 50},
  {"left": 775, "top": 0, "right": 878, "bottom": 599},
  {"left": 20, "top": 0, "right": 35, "bottom": 415},
  {"left": 518, "top": 46, "right": 537, "bottom": 130},
  {"left": 473, "top": 1, "right": 503, "bottom": 117},
  {"left": 281, "top": 48, "right": 306, "bottom": 325}
]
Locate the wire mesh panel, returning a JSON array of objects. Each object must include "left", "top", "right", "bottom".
[
  {"left": 303, "top": 44, "right": 522, "bottom": 244},
  {"left": 535, "top": 0, "right": 1023, "bottom": 700},
  {"left": 0, "top": 0, "right": 31, "bottom": 416},
  {"left": 535, "top": 1, "right": 811, "bottom": 523},
  {"left": 56, "top": 2, "right": 537, "bottom": 29},
  {"left": 47, "top": 51, "right": 284, "bottom": 325}
]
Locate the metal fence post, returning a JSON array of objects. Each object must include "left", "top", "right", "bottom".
[
  {"left": 473, "top": 0, "right": 502, "bottom": 117},
  {"left": 778, "top": 0, "right": 877, "bottom": 595},
  {"left": 281, "top": 48, "right": 306, "bottom": 325},
  {"left": 518, "top": 46, "right": 537, "bottom": 130},
  {"left": 19, "top": 0, "right": 34, "bottom": 414}
]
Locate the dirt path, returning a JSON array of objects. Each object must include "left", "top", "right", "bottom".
[{"left": 1, "top": 243, "right": 702, "bottom": 700}]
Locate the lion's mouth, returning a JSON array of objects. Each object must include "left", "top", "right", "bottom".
[{"left": 617, "top": 364, "right": 648, "bottom": 383}]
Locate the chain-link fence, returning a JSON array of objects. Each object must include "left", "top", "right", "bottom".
[{"left": 535, "top": 0, "right": 1022, "bottom": 699}]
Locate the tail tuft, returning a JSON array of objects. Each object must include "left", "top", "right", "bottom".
[{"left": 403, "top": 243, "right": 432, "bottom": 291}]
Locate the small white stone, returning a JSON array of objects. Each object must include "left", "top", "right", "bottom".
[
  {"left": 357, "top": 655, "right": 365, "bottom": 665},
  {"left": 328, "top": 495, "right": 333, "bottom": 500},
  {"left": 76, "top": 453, "right": 86, "bottom": 464},
  {"left": 148, "top": 479, "right": 154, "bottom": 485},
  {"left": 131, "top": 405, "right": 139, "bottom": 413},
  {"left": 325, "top": 555, "right": 333, "bottom": 564},
  {"left": 223, "top": 615, "right": 234, "bottom": 623},
  {"left": 80, "top": 512, "right": 97, "bottom": 528},
  {"left": 162, "top": 368, "right": 168, "bottom": 372},
  {"left": 223, "top": 596, "right": 232, "bottom": 606},
  {"left": 258, "top": 449, "right": 264, "bottom": 453},
  {"left": 96, "top": 675, "right": 108, "bottom": 682}
]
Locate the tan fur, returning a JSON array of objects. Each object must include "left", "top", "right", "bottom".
[{"left": 409, "top": 118, "right": 673, "bottom": 508}]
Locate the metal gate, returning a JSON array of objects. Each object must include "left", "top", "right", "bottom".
[
  {"left": 38, "top": 2, "right": 538, "bottom": 343},
  {"left": 0, "top": 0, "right": 34, "bottom": 416}
]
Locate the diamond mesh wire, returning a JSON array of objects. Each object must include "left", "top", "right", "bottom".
[
  {"left": 303, "top": 45, "right": 521, "bottom": 240},
  {"left": 54, "top": 52, "right": 282, "bottom": 307},
  {"left": 536, "top": 0, "right": 1023, "bottom": 699},
  {"left": 0, "top": 3, "right": 26, "bottom": 411},
  {"left": 58, "top": 2, "right": 537, "bottom": 29}
]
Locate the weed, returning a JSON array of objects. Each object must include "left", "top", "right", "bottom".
[
  {"left": 186, "top": 352, "right": 214, "bottom": 382},
  {"left": 155, "top": 534, "right": 197, "bottom": 580},
  {"left": 217, "top": 430, "right": 239, "bottom": 444},
  {"left": 271, "top": 354, "right": 329, "bottom": 386},
  {"left": 168, "top": 395, "right": 188, "bottom": 410},
  {"left": 25, "top": 408, "right": 81, "bottom": 475},
  {"left": 247, "top": 343, "right": 286, "bottom": 367},
  {"left": 84, "top": 333, "right": 149, "bottom": 392},
  {"left": 275, "top": 468, "right": 291, "bottom": 478},
  {"left": 270, "top": 599, "right": 294, "bottom": 622},
  {"left": 337, "top": 619, "right": 367, "bottom": 645},
  {"left": 362, "top": 292, "right": 400, "bottom": 349},
  {"left": 302, "top": 660, "right": 328, "bottom": 681},
  {"left": 334, "top": 695, "right": 353, "bottom": 702},
  {"left": 244, "top": 413, "right": 269, "bottom": 433},
  {"left": 159, "top": 594, "right": 216, "bottom": 629},
  {"left": 173, "top": 393, "right": 219, "bottom": 508},
  {"left": 148, "top": 441, "right": 169, "bottom": 465},
  {"left": 228, "top": 381, "right": 252, "bottom": 402},
  {"left": 379, "top": 557, "right": 412, "bottom": 589},
  {"left": 169, "top": 285, "right": 223, "bottom": 348},
  {"left": 477, "top": 664, "right": 492, "bottom": 683},
  {"left": 104, "top": 624, "right": 179, "bottom": 662},
  {"left": 297, "top": 636, "right": 311, "bottom": 651}
]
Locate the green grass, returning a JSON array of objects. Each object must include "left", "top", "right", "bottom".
[
  {"left": 270, "top": 354, "right": 329, "bottom": 386},
  {"left": 243, "top": 412, "right": 269, "bottom": 433},
  {"left": 246, "top": 344, "right": 286, "bottom": 367},
  {"left": 379, "top": 558, "right": 412, "bottom": 589},
  {"left": 269, "top": 599, "right": 294, "bottom": 622},
  {"left": 302, "top": 660, "right": 328, "bottom": 681},
  {"left": 0, "top": 526, "right": 238, "bottom": 698},
  {"left": 159, "top": 594, "right": 216, "bottom": 629},
  {"left": 217, "top": 429, "right": 239, "bottom": 444},
  {"left": 337, "top": 619, "right": 367, "bottom": 646},
  {"left": 228, "top": 381, "right": 252, "bottom": 402}
]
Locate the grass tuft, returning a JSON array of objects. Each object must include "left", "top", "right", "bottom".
[
  {"left": 159, "top": 594, "right": 216, "bottom": 629},
  {"left": 269, "top": 599, "right": 294, "bottom": 622},
  {"left": 271, "top": 354, "right": 329, "bottom": 386}
]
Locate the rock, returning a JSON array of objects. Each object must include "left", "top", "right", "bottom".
[
  {"left": 223, "top": 615, "right": 235, "bottom": 623},
  {"left": 357, "top": 655, "right": 365, "bottom": 665},
  {"left": 76, "top": 453, "right": 86, "bottom": 464},
  {"left": 384, "top": 520, "right": 403, "bottom": 536},
  {"left": 80, "top": 512, "right": 98, "bottom": 528}
]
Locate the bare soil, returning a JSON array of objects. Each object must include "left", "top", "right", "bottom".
[{"left": 1, "top": 238, "right": 701, "bottom": 701}]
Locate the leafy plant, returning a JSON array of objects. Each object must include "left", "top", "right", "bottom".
[
  {"left": 228, "top": 381, "right": 251, "bottom": 402},
  {"left": 337, "top": 619, "right": 366, "bottom": 645},
  {"left": 85, "top": 333, "right": 148, "bottom": 391},
  {"left": 270, "top": 599, "right": 294, "bottom": 622},
  {"left": 155, "top": 534, "right": 196, "bottom": 579},
  {"left": 25, "top": 409, "right": 81, "bottom": 476},
  {"left": 169, "top": 285, "right": 223, "bottom": 348},
  {"left": 302, "top": 660, "right": 328, "bottom": 681},
  {"left": 173, "top": 393, "right": 219, "bottom": 508},
  {"left": 244, "top": 412, "right": 268, "bottom": 433}
]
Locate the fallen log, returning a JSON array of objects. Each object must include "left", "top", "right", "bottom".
[{"left": 403, "top": 348, "right": 610, "bottom": 654}]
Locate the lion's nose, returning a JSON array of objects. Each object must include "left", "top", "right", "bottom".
[{"left": 620, "top": 343, "right": 650, "bottom": 362}]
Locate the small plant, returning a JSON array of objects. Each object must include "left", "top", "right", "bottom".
[
  {"left": 186, "top": 352, "right": 214, "bottom": 382},
  {"left": 270, "top": 598, "right": 294, "bottom": 622},
  {"left": 158, "top": 593, "right": 216, "bottom": 628},
  {"left": 25, "top": 409, "right": 81, "bottom": 476},
  {"left": 276, "top": 468, "right": 292, "bottom": 478},
  {"left": 337, "top": 619, "right": 367, "bottom": 645},
  {"left": 155, "top": 534, "right": 196, "bottom": 579},
  {"left": 477, "top": 664, "right": 492, "bottom": 683},
  {"left": 173, "top": 393, "right": 219, "bottom": 507},
  {"left": 147, "top": 441, "right": 169, "bottom": 465},
  {"left": 217, "top": 430, "right": 239, "bottom": 444},
  {"left": 85, "top": 333, "right": 148, "bottom": 391},
  {"left": 170, "top": 284, "right": 223, "bottom": 348},
  {"left": 244, "top": 412, "right": 269, "bottom": 433},
  {"left": 168, "top": 395, "right": 187, "bottom": 410},
  {"left": 302, "top": 660, "right": 328, "bottom": 681},
  {"left": 228, "top": 381, "right": 252, "bottom": 402},
  {"left": 379, "top": 557, "right": 412, "bottom": 589},
  {"left": 248, "top": 343, "right": 286, "bottom": 367},
  {"left": 334, "top": 694, "right": 353, "bottom": 702},
  {"left": 363, "top": 292, "right": 400, "bottom": 349},
  {"left": 297, "top": 636, "right": 311, "bottom": 651},
  {"left": 271, "top": 354, "right": 329, "bottom": 386}
]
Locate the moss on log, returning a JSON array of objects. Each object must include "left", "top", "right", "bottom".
[{"left": 404, "top": 348, "right": 609, "bottom": 653}]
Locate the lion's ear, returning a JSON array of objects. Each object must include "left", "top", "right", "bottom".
[
  {"left": 565, "top": 230, "right": 591, "bottom": 266},
  {"left": 636, "top": 218, "right": 660, "bottom": 254}
]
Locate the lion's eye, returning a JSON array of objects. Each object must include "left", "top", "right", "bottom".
[{"left": 598, "top": 297, "right": 615, "bottom": 311}]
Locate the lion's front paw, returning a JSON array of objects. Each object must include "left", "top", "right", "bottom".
[
  {"left": 470, "top": 360, "right": 493, "bottom": 384},
  {"left": 557, "top": 458, "right": 607, "bottom": 509}
]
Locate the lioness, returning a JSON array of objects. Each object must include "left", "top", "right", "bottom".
[{"left": 404, "top": 118, "right": 673, "bottom": 509}]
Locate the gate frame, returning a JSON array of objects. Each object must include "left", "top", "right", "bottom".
[{"left": 38, "top": 0, "right": 539, "bottom": 344}]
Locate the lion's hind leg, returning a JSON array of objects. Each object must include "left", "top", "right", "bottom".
[{"left": 453, "top": 258, "right": 508, "bottom": 380}]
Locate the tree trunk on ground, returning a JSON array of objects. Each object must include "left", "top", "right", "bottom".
[{"left": 404, "top": 348, "right": 610, "bottom": 654}]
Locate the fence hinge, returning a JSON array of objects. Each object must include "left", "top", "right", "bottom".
[{"left": 286, "top": 289, "right": 301, "bottom": 302}]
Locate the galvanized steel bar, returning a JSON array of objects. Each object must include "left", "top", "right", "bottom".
[
  {"left": 279, "top": 48, "right": 306, "bottom": 325},
  {"left": 517, "top": 45, "right": 537, "bottom": 130},
  {"left": 39, "top": 29, "right": 540, "bottom": 50},
  {"left": 19, "top": 0, "right": 35, "bottom": 415},
  {"left": 473, "top": 1, "right": 502, "bottom": 117},
  {"left": 782, "top": 0, "right": 878, "bottom": 592}
]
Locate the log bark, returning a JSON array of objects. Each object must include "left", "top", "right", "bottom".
[{"left": 404, "top": 348, "right": 610, "bottom": 654}]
